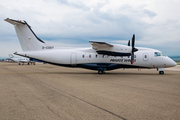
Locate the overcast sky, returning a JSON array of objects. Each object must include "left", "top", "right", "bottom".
[{"left": 0, "top": 0, "right": 180, "bottom": 58}]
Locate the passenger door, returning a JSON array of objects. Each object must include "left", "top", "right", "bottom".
[{"left": 71, "top": 53, "right": 77, "bottom": 66}]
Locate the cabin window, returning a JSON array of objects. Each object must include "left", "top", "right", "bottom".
[
  {"left": 89, "top": 55, "right": 91, "bottom": 58},
  {"left": 103, "top": 55, "right": 108, "bottom": 58},
  {"left": 96, "top": 55, "right": 98, "bottom": 58},
  {"left": 82, "top": 55, "right": 85, "bottom": 58}
]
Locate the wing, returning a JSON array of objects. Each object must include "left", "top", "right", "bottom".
[
  {"left": 89, "top": 41, "right": 113, "bottom": 50},
  {"left": 89, "top": 41, "right": 131, "bottom": 56}
]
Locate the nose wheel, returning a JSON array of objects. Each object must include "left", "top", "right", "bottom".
[
  {"left": 158, "top": 68, "right": 164, "bottom": 75},
  {"left": 159, "top": 71, "right": 164, "bottom": 75}
]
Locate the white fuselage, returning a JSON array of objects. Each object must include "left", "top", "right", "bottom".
[
  {"left": 10, "top": 57, "right": 29, "bottom": 63},
  {"left": 16, "top": 47, "right": 176, "bottom": 70}
]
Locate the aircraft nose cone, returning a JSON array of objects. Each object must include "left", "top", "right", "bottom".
[
  {"left": 168, "top": 57, "right": 177, "bottom": 67},
  {"left": 171, "top": 60, "right": 177, "bottom": 67}
]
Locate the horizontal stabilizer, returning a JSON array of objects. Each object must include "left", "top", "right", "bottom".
[{"left": 5, "top": 18, "right": 26, "bottom": 26}]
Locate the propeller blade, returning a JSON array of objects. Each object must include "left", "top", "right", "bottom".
[
  {"left": 131, "top": 52, "right": 134, "bottom": 64},
  {"left": 131, "top": 34, "right": 135, "bottom": 64},
  {"left": 132, "top": 34, "right": 135, "bottom": 48},
  {"left": 128, "top": 40, "right": 130, "bottom": 46}
]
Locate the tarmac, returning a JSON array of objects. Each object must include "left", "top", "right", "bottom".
[{"left": 0, "top": 62, "right": 180, "bottom": 120}]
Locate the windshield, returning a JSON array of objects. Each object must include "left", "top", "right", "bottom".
[{"left": 154, "top": 52, "right": 166, "bottom": 57}]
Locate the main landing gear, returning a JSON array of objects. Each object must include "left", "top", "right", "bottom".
[{"left": 98, "top": 68, "right": 106, "bottom": 74}]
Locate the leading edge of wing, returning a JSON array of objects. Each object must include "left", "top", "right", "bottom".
[{"left": 89, "top": 41, "right": 113, "bottom": 47}]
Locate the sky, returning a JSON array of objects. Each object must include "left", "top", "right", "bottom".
[{"left": 0, "top": 0, "right": 180, "bottom": 58}]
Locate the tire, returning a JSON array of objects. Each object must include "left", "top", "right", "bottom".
[
  {"left": 159, "top": 71, "right": 164, "bottom": 75},
  {"left": 98, "top": 70, "right": 103, "bottom": 74}
]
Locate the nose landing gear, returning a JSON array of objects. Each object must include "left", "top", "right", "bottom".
[
  {"left": 159, "top": 71, "right": 164, "bottom": 74},
  {"left": 158, "top": 68, "right": 164, "bottom": 75}
]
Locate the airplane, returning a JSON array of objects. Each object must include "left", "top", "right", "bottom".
[
  {"left": 5, "top": 18, "right": 177, "bottom": 74},
  {"left": 8, "top": 54, "right": 35, "bottom": 65}
]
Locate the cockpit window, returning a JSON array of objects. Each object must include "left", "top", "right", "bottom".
[{"left": 154, "top": 52, "right": 166, "bottom": 57}]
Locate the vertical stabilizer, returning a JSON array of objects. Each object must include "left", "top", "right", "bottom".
[
  {"left": 5, "top": 18, "right": 46, "bottom": 51},
  {"left": 8, "top": 54, "right": 14, "bottom": 58}
]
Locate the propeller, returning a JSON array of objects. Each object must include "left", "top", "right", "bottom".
[
  {"left": 128, "top": 40, "right": 130, "bottom": 46},
  {"left": 130, "top": 34, "right": 138, "bottom": 64}
]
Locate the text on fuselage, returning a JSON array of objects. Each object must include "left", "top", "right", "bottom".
[
  {"left": 42, "top": 46, "right": 54, "bottom": 49},
  {"left": 110, "top": 59, "right": 136, "bottom": 62}
]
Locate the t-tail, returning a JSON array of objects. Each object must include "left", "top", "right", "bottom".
[
  {"left": 8, "top": 54, "right": 14, "bottom": 58},
  {"left": 5, "top": 18, "right": 53, "bottom": 51}
]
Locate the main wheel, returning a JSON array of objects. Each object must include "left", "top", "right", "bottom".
[
  {"left": 159, "top": 71, "right": 164, "bottom": 75},
  {"left": 98, "top": 70, "right": 103, "bottom": 74},
  {"left": 19, "top": 63, "right": 20, "bottom": 65},
  {"left": 28, "top": 62, "right": 29, "bottom": 65}
]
